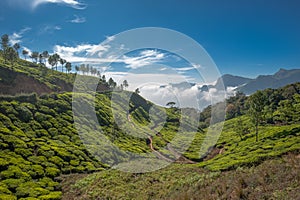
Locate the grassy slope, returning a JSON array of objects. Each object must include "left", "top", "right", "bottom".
[
  {"left": 0, "top": 88, "right": 190, "bottom": 199},
  {"left": 61, "top": 153, "right": 300, "bottom": 200},
  {"left": 61, "top": 115, "right": 300, "bottom": 199},
  {"left": 0, "top": 57, "right": 74, "bottom": 93},
  {"left": 1, "top": 59, "right": 299, "bottom": 199}
]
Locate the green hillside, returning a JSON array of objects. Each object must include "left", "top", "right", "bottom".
[
  {"left": 0, "top": 88, "right": 195, "bottom": 199},
  {"left": 0, "top": 56, "right": 300, "bottom": 199},
  {"left": 0, "top": 57, "right": 111, "bottom": 96}
]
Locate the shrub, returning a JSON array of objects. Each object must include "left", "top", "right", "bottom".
[
  {"left": 15, "top": 148, "right": 33, "bottom": 158},
  {"left": 1, "top": 166, "right": 24, "bottom": 179},
  {"left": 19, "top": 197, "right": 38, "bottom": 200},
  {"left": 47, "top": 128, "right": 58, "bottom": 137},
  {"left": 38, "top": 177, "right": 60, "bottom": 190},
  {"left": 0, "top": 185, "right": 12, "bottom": 194},
  {"left": 45, "top": 167, "right": 60, "bottom": 177},
  {"left": 28, "top": 156, "right": 47, "bottom": 164},
  {"left": 35, "top": 129, "right": 49, "bottom": 137},
  {"left": 0, "top": 158, "right": 9, "bottom": 170},
  {"left": 28, "top": 165, "right": 44, "bottom": 178},
  {"left": 49, "top": 156, "right": 64, "bottom": 167},
  {"left": 0, "top": 194, "right": 17, "bottom": 200},
  {"left": 15, "top": 181, "right": 39, "bottom": 198},
  {"left": 69, "top": 159, "right": 80, "bottom": 166},
  {"left": 16, "top": 106, "right": 33, "bottom": 122},
  {"left": 2, "top": 178, "right": 26, "bottom": 190},
  {"left": 28, "top": 187, "right": 50, "bottom": 198},
  {"left": 39, "top": 191, "right": 62, "bottom": 200}
]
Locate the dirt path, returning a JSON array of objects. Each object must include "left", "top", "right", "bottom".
[
  {"left": 148, "top": 136, "right": 173, "bottom": 162},
  {"left": 127, "top": 113, "right": 196, "bottom": 164}
]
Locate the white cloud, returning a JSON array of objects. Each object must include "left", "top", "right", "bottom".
[
  {"left": 53, "top": 43, "right": 111, "bottom": 62},
  {"left": 137, "top": 82, "right": 229, "bottom": 110},
  {"left": 192, "top": 63, "right": 202, "bottom": 69},
  {"left": 4, "top": 0, "right": 86, "bottom": 10},
  {"left": 123, "top": 50, "right": 165, "bottom": 69},
  {"left": 31, "top": 0, "right": 86, "bottom": 10},
  {"left": 39, "top": 25, "right": 61, "bottom": 34},
  {"left": 51, "top": 42, "right": 227, "bottom": 110},
  {"left": 9, "top": 27, "right": 31, "bottom": 45},
  {"left": 69, "top": 15, "right": 86, "bottom": 23},
  {"left": 175, "top": 66, "right": 195, "bottom": 71}
]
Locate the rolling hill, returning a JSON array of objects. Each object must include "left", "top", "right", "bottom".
[{"left": 0, "top": 57, "right": 300, "bottom": 199}]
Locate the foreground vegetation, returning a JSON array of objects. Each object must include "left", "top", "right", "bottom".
[
  {"left": 61, "top": 152, "right": 300, "bottom": 200},
  {"left": 0, "top": 40, "right": 300, "bottom": 199}
]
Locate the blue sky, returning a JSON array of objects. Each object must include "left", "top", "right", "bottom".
[{"left": 1, "top": 0, "right": 300, "bottom": 80}]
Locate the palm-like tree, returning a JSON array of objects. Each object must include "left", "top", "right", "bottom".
[
  {"left": 1, "top": 34, "right": 9, "bottom": 50},
  {"left": 30, "top": 51, "right": 39, "bottom": 63},
  {"left": 75, "top": 65, "right": 79, "bottom": 74},
  {"left": 123, "top": 80, "right": 129, "bottom": 89},
  {"left": 48, "top": 55, "right": 55, "bottom": 70},
  {"left": 42, "top": 51, "right": 49, "bottom": 64},
  {"left": 13, "top": 43, "right": 20, "bottom": 57},
  {"left": 22, "top": 49, "right": 29, "bottom": 60},
  {"left": 48, "top": 53, "right": 60, "bottom": 71},
  {"left": 65, "top": 62, "right": 72, "bottom": 74},
  {"left": 60, "top": 58, "right": 66, "bottom": 72},
  {"left": 39, "top": 53, "right": 44, "bottom": 64}
]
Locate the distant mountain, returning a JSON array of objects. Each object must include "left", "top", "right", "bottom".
[
  {"left": 238, "top": 68, "right": 300, "bottom": 94},
  {"left": 171, "top": 68, "right": 300, "bottom": 99},
  {"left": 215, "top": 74, "right": 253, "bottom": 89}
]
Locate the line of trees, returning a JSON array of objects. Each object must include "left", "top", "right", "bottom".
[
  {"left": 1, "top": 33, "right": 130, "bottom": 91},
  {"left": 0, "top": 34, "right": 19, "bottom": 66}
]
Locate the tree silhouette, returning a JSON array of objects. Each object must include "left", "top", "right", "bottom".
[
  {"left": 5, "top": 47, "right": 18, "bottom": 67},
  {"left": 13, "top": 43, "right": 20, "bottom": 57},
  {"left": 79, "top": 64, "right": 86, "bottom": 74},
  {"left": 166, "top": 102, "right": 176, "bottom": 108},
  {"left": 247, "top": 90, "right": 267, "bottom": 142},
  {"left": 135, "top": 88, "right": 140, "bottom": 94},
  {"left": 48, "top": 53, "right": 60, "bottom": 71},
  {"left": 75, "top": 65, "right": 79, "bottom": 73},
  {"left": 108, "top": 77, "right": 117, "bottom": 89},
  {"left": 30, "top": 51, "right": 39, "bottom": 63},
  {"left": 1, "top": 34, "right": 9, "bottom": 63},
  {"left": 42, "top": 51, "right": 49, "bottom": 64},
  {"left": 1, "top": 34, "right": 9, "bottom": 50},
  {"left": 122, "top": 80, "right": 129, "bottom": 90},
  {"left": 22, "top": 49, "right": 29, "bottom": 60},
  {"left": 65, "top": 62, "right": 72, "bottom": 74},
  {"left": 60, "top": 58, "right": 66, "bottom": 72},
  {"left": 38, "top": 53, "right": 43, "bottom": 64}
]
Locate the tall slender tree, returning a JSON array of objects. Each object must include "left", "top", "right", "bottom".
[
  {"left": 75, "top": 65, "right": 79, "bottom": 73},
  {"left": 1, "top": 34, "right": 9, "bottom": 50},
  {"left": 39, "top": 53, "right": 43, "bottom": 64},
  {"left": 13, "top": 43, "right": 20, "bottom": 57},
  {"left": 22, "top": 49, "right": 29, "bottom": 60},
  {"left": 48, "top": 55, "right": 56, "bottom": 70},
  {"left": 247, "top": 90, "right": 267, "bottom": 142},
  {"left": 108, "top": 77, "right": 116, "bottom": 89},
  {"left": 65, "top": 62, "right": 72, "bottom": 74},
  {"left": 122, "top": 80, "right": 129, "bottom": 90},
  {"left": 30, "top": 51, "right": 39, "bottom": 63},
  {"left": 42, "top": 51, "right": 49, "bottom": 64},
  {"left": 1, "top": 34, "right": 9, "bottom": 63},
  {"left": 5, "top": 47, "right": 18, "bottom": 67},
  {"left": 80, "top": 64, "right": 86, "bottom": 74},
  {"left": 60, "top": 58, "right": 66, "bottom": 72},
  {"left": 48, "top": 53, "right": 60, "bottom": 71}
]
